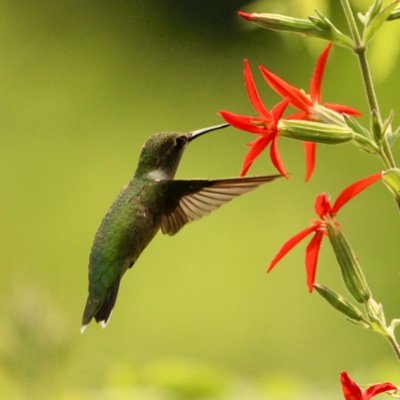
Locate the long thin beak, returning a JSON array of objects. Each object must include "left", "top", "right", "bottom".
[{"left": 187, "top": 123, "right": 230, "bottom": 142}]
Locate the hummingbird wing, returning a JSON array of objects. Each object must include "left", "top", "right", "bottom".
[{"left": 159, "top": 175, "right": 280, "bottom": 236}]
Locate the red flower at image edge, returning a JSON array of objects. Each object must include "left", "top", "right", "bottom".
[
  {"left": 268, "top": 173, "right": 381, "bottom": 292},
  {"left": 259, "top": 43, "right": 361, "bottom": 181},
  {"left": 219, "top": 60, "right": 290, "bottom": 177},
  {"left": 340, "top": 371, "right": 397, "bottom": 400}
]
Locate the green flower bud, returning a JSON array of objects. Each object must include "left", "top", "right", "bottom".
[
  {"left": 278, "top": 120, "right": 353, "bottom": 144},
  {"left": 314, "top": 283, "right": 366, "bottom": 322},
  {"left": 238, "top": 12, "right": 353, "bottom": 49},
  {"left": 325, "top": 219, "right": 371, "bottom": 303},
  {"left": 240, "top": 13, "right": 318, "bottom": 34}
]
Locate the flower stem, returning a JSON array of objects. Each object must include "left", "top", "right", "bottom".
[
  {"left": 365, "top": 298, "right": 400, "bottom": 363},
  {"left": 340, "top": 0, "right": 397, "bottom": 170},
  {"left": 386, "top": 333, "right": 400, "bottom": 362}
]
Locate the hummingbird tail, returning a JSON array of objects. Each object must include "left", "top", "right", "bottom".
[
  {"left": 81, "top": 280, "right": 121, "bottom": 330},
  {"left": 94, "top": 280, "right": 120, "bottom": 325}
]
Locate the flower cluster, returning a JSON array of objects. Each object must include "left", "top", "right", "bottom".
[
  {"left": 219, "top": 43, "right": 360, "bottom": 180},
  {"left": 224, "top": 2, "right": 400, "bottom": 398},
  {"left": 268, "top": 173, "right": 381, "bottom": 292}
]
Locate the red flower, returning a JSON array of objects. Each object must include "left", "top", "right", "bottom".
[
  {"left": 259, "top": 43, "right": 361, "bottom": 181},
  {"left": 340, "top": 371, "right": 397, "bottom": 400},
  {"left": 219, "top": 60, "right": 290, "bottom": 177},
  {"left": 268, "top": 173, "right": 381, "bottom": 292}
]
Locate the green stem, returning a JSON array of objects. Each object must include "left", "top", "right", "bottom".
[
  {"left": 386, "top": 333, "right": 400, "bottom": 362},
  {"left": 340, "top": 0, "right": 362, "bottom": 48},
  {"left": 382, "top": 138, "right": 397, "bottom": 168},
  {"left": 340, "top": 0, "right": 381, "bottom": 119},
  {"left": 356, "top": 47, "right": 381, "bottom": 119},
  {"left": 365, "top": 299, "right": 400, "bottom": 363},
  {"left": 340, "top": 0, "right": 397, "bottom": 170}
]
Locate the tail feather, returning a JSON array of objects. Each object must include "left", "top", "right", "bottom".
[
  {"left": 81, "top": 280, "right": 121, "bottom": 331},
  {"left": 94, "top": 280, "right": 120, "bottom": 324}
]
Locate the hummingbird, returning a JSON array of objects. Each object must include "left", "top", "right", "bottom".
[{"left": 81, "top": 123, "right": 280, "bottom": 332}]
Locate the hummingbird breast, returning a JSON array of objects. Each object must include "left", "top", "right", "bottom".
[{"left": 88, "top": 178, "right": 163, "bottom": 298}]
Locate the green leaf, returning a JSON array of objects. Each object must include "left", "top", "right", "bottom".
[
  {"left": 387, "top": 6, "right": 400, "bottom": 20},
  {"left": 343, "top": 114, "right": 371, "bottom": 138},
  {"left": 370, "top": 110, "right": 382, "bottom": 143},
  {"left": 382, "top": 168, "right": 400, "bottom": 198},
  {"left": 309, "top": 10, "right": 354, "bottom": 48},
  {"left": 358, "top": 0, "right": 383, "bottom": 26},
  {"left": 387, "top": 126, "right": 400, "bottom": 146},
  {"left": 364, "top": 0, "right": 400, "bottom": 44}
]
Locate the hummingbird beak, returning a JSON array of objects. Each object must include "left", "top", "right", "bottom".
[{"left": 187, "top": 123, "right": 230, "bottom": 142}]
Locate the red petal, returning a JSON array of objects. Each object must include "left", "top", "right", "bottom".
[
  {"left": 259, "top": 66, "right": 312, "bottom": 113},
  {"left": 244, "top": 60, "right": 273, "bottom": 120},
  {"left": 314, "top": 194, "right": 332, "bottom": 219},
  {"left": 304, "top": 142, "right": 316, "bottom": 182},
  {"left": 219, "top": 111, "right": 267, "bottom": 134},
  {"left": 309, "top": 43, "right": 332, "bottom": 103},
  {"left": 240, "top": 135, "right": 272, "bottom": 176},
  {"left": 238, "top": 11, "right": 252, "bottom": 21},
  {"left": 324, "top": 103, "right": 362, "bottom": 116},
  {"left": 271, "top": 97, "right": 290, "bottom": 122},
  {"left": 364, "top": 382, "right": 397, "bottom": 400},
  {"left": 268, "top": 224, "right": 319, "bottom": 272},
  {"left": 332, "top": 173, "right": 381, "bottom": 214},
  {"left": 270, "top": 136, "right": 288, "bottom": 178},
  {"left": 340, "top": 372, "right": 363, "bottom": 400},
  {"left": 305, "top": 230, "right": 324, "bottom": 292}
]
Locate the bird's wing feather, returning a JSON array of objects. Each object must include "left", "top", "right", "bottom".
[{"left": 159, "top": 175, "right": 280, "bottom": 236}]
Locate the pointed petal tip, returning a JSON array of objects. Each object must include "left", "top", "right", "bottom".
[
  {"left": 238, "top": 11, "right": 252, "bottom": 21},
  {"left": 331, "top": 173, "right": 382, "bottom": 214}
]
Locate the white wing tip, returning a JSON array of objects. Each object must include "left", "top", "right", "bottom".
[{"left": 80, "top": 325, "right": 87, "bottom": 334}]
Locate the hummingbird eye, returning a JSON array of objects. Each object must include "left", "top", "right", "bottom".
[{"left": 175, "top": 136, "right": 188, "bottom": 147}]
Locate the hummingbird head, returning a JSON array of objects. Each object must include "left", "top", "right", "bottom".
[{"left": 135, "top": 123, "right": 229, "bottom": 179}]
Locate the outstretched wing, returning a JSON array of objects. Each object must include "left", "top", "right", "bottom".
[{"left": 159, "top": 175, "right": 280, "bottom": 236}]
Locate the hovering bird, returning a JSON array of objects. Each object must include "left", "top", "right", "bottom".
[{"left": 81, "top": 123, "right": 280, "bottom": 332}]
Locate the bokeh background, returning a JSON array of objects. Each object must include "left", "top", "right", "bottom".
[{"left": 1, "top": 0, "right": 400, "bottom": 398}]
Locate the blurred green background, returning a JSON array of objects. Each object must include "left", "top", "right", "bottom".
[{"left": 1, "top": 0, "right": 400, "bottom": 399}]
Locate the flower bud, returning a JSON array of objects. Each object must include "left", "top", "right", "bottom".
[
  {"left": 278, "top": 120, "right": 353, "bottom": 144},
  {"left": 314, "top": 283, "right": 366, "bottom": 322},
  {"left": 325, "top": 219, "right": 371, "bottom": 303},
  {"left": 238, "top": 12, "right": 318, "bottom": 33},
  {"left": 238, "top": 11, "right": 353, "bottom": 49}
]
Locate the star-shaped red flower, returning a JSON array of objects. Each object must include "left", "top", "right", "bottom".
[
  {"left": 260, "top": 43, "right": 361, "bottom": 180},
  {"left": 340, "top": 371, "right": 397, "bottom": 400},
  {"left": 268, "top": 173, "right": 381, "bottom": 292},
  {"left": 219, "top": 60, "right": 290, "bottom": 177}
]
